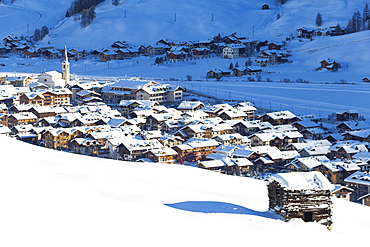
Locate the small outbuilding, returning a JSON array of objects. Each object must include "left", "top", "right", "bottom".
[
  {"left": 262, "top": 4, "right": 270, "bottom": 10},
  {"left": 267, "top": 171, "right": 333, "bottom": 227}
]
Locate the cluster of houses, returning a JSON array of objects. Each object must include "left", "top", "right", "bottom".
[
  {"left": 206, "top": 41, "right": 291, "bottom": 79},
  {"left": 1, "top": 33, "right": 292, "bottom": 68},
  {"left": 1, "top": 73, "right": 370, "bottom": 207},
  {"left": 296, "top": 25, "right": 346, "bottom": 39}
]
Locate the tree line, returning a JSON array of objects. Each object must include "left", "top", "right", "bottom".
[
  {"left": 314, "top": 3, "right": 370, "bottom": 34},
  {"left": 33, "top": 26, "right": 49, "bottom": 42},
  {"left": 346, "top": 3, "right": 370, "bottom": 33},
  {"left": 66, "top": 0, "right": 105, "bottom": 17},
  {"left": 66, "top": 0, "right": 105, "bottom": 28}
]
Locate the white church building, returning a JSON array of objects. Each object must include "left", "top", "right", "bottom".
[
  {"left": 38, "top": 70, "right": 66, "bottom": 88},
  {"left": 37, "top": 47, "right": 71, "bottom": 88}
]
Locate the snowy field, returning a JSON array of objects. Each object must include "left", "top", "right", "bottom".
[{"left": 1, "top": 135, "right": 370, "bottom": 247}]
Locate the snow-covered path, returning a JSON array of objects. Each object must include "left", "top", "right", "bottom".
[{"left": 0, "top": 2, "right": 42, "bottom": 36}]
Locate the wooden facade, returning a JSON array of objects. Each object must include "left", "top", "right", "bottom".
[{"left": 268, "top": 172, "right": 333, "bottom": 227}]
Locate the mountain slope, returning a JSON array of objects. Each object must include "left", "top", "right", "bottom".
[
  {"left": 2, "top": 0, "right": 369, "bottom": 49},
  {"left": 1, "top": 135, "right": 370, "bottom": 247}
]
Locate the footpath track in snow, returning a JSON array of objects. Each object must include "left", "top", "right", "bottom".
[{"left": 0, "top": 1, "right": 44, "bottom": 36}]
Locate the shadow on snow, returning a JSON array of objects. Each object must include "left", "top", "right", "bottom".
[{"left": 164, "top": 201, "right": 283, "bottom": 220}]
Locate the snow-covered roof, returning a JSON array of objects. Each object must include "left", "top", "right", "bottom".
[
  {"left": 184, "top": 138, "right": 219, "bottom": 148},
  {"left": 145, "top": 148, "right": 178, "bottom": 156},
  {"left": 345, "top": 171, "right": 370, "bottom": 186},
  {"left": 270, "top": 171, "right": 334, "bottom": 191},
  {"left": 177, "top": 100, "right": 204, "bottom": 110},
  {"left": 264, "top": 110, "right": 298, "bottom": 120}
]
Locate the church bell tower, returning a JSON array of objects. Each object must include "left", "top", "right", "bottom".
[{"left": 62, "top": 46, "right": 70, "bottom": 85}]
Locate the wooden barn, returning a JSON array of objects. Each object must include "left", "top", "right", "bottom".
[{"left": 267, "top": 171, "right": 333, "bottom": 228}]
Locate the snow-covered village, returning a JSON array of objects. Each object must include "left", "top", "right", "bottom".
[{"left": 1, "top": 0, "right": 370, "bottom": 246}]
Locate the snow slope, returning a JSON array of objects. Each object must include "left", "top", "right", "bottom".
[
  {"left": 3, "top": 0, "right": 365, "bottom": 49},
  {"left": 0, "top": 0, "right": 369, "bottom": 118},
  {"left": 1, "top": 135, "right": 370, "bottom": 247}
]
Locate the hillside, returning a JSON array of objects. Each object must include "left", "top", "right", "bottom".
[
  {"left": 0, "top": 0, "right": 369, "bottom": 81},
  {"left": 1, "top": 135, "right": 370, "bottom": 246},
  {"left": 2, "top": 0, "right": 368, "bottom": 48}
]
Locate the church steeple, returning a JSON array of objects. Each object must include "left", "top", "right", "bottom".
[{"left": 62, "top": 45, "right": 70, "bottom": 85}]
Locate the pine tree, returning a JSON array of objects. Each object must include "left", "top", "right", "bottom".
[
  {"left": 363, "top": 3, "right": 370, "bottom": 30},
  {"left": 346, "top": 19, "right": 354, "bottom": 33},
  {"left": 81, "top": 6, "right": 96, "bottom": 28},
  {"left": 41, "top": 26, "right": 49, "bottom": 38},
  {"left": 363, "top": 3, "right": 370, "bottom": 22},
  {"left": 33, "top": 29, "right": 41, "bottom": 42},
  {"left": 315, "top": 13, "right": 322, "bottom": 26},
  {"left": 229, "top": 62, "right": 234, "bottom": 70},
  {"left": 235, "top": 62, "right": 239, "bottom": 67},
  {"left": 352, "top": 11, "right": 363, "bottom": 32}
]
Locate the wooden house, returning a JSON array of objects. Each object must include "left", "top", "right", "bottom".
[
  {"left": 342, "top": 129, "right": 370, "bottom": 142},
  {"left": 296, "top": 28, "right": 314, "bottom": 38},
  {"left": 192, "top": 48, "right": 210, "bottom": 58},
  {"left": 173, "top": 139, "right": 220, "bottom": 164},
  {"left": 42, "top": 129, "right": 70, "bottom": 150},
  {"left": 143, "top": 148, "right": 178, "bottom": 164},
  {"left": 198, "top": 157, "right": 253, "bottom": 176},
  {"left": 362, "top": 77, "right": 370, "bottom": 82},
  {"left": 230, "top": 120, "right": 268, "bottom": 136},
  {"left": 268, "top": 171, "right": 333, "bottom": 227},
  {"left": 206, "top": 69, "right": 225, "bottom": 79},
  {"left": 166, "top": 51, "right": 187, "bottom": 61},
  {"left": 232, "top": 67, "right": 249, "bottom": 77},
  {"left": 249, "top": 131, "right": 302, "bottom": 149},
  {"left": 117, "top": 139, "right": 164, "bottom": 161},
  {"left": 331, "top": 185, "right": 353, "bottom": 201},
  {"left": 111, "top": 41, "right": 128, "bottom": 49},
  {"left": 75, "top": 90, "right": 102, "bottom": 105},
  {"left": 144, "top": 44, "right": 170, "bottom": 55},
  {"left": 70, "top": 138, "right": 99, "bottom": 156},
  {"left": 344, "top": 170, "right": 370, "bottom": 202},
  {"left": 177, "top": 101, "right": 205, "bottom": 112},
  {"left": 260, "top": 110, "right": 301, "bottom": 125},
  {"left": 358, "top": 193, "right": 370, "bottom": 206},
  {"left": 218, "top": 109, "right": 247, "bottom": 120},
  {"left": 99, "top": 50, "right": 120, "bottom": 62},
  {"left": 42, "top": 49, "right": 60, "bottom": 59},
  {"left": 212, "top": 133, "right": 250, "bottom": 146},
  {"left": 328, "top": 141, "right": 368, "bottom": 160},
  {"left": 336, "top": 121, "right": 369, "bottom": 133},
  {"left": 336, "top": 111, "right": 359, "bottom": 122},
  {"left": 319, "top": 59, "right": 340, "bottom": 71},
  {"left": 176, "top": 122, "right": 233, "bottom": 141},
  {"left": 29, "top": 106, "right": 56, "bottom": 119},
  {"left": 268, "top": 42, "right": 282, "bottom": 50},
  {"left": 7, "top": 112, "right": 38, "bottom": 127}
]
